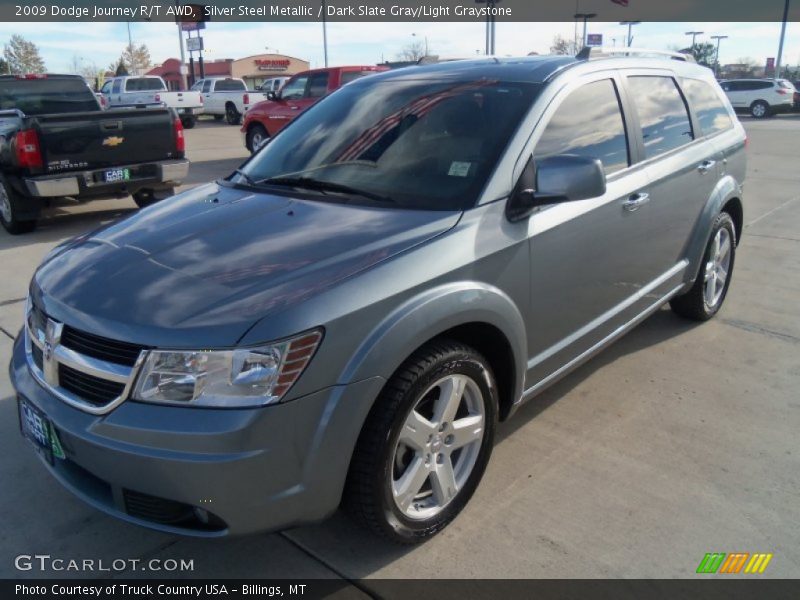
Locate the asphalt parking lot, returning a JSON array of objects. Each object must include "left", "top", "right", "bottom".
[{"left": 0, "top": 115, "right": 798, "bottom": 584}]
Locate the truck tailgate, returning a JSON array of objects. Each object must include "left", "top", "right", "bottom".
[{"left": 32, "top": 108, "right": 179, "bottom": 173}]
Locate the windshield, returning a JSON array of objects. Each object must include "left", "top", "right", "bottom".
[
  {"left": 240, "top": 77, "right": 540, "bottom": 210},
  {"left": 0, "top": 78, "right": 99, "bottom": 115}
]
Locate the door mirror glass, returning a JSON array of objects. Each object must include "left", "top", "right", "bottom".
[
  {"left": 266, "top": 91, "right": 278, "bottom": 101},
  {"left": 507, "top": 154, "right": 606, "bottom": 222}
]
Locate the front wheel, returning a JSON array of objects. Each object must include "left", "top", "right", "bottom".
[
  {"left": 246, "top": 124, "right": 269, "bottom": 153},
  {"left": 344, "top": 339, "right": 498, "bottom": 544},
  {"left": 670, "top": 212, "right": 736, "bottom": 321},
  {"left": 0, "top": 178, "right": 37, "bottom": 234},
  {"left": 750, "top": 100, "right": 770, "bottom": 118}
]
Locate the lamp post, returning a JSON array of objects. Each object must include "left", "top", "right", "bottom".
[
  {"left": 574, "top": 12, "right": 597, "bottom": 49},
  {"left": 710, "top": 35, "right": 728, "bottom": 78},
  {"left": 321, "top": 0, "right": 329, "bottom": 67},
  {"left": 475, "top": 0, "right": 500, "bottom": 55},
  {"left": 775, "top": 0, "right": 790, "bottom": 79},
  {"left": 620, "top": 20, "right": 640, "bottom": 47},
  {"left": 685, "top": 30, "right": 704, "bottom": 51},
  {"left": 412, "top": 33, "right": 429, "bottom": 57}
]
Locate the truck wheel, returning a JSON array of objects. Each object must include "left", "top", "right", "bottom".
[
  {"left": 225, "top": 104, "right": 241, "bottom": 125},
  {"left": 0, "top": 178, "right": 37, "bottom": 234},
  {"left": 181, "top": 116, "right": 196, "bottom": 129},
  {"left": 750, "top": 100, "right": 770, "bottom": 118},
  {"left": 344, "top": 339, "right": 498, "bottom": 544},
  {"left": 670, "top": 212, "right": 736, "bottom": 321},
  {"left": 246, "top": 124, "right": 269, "bottom": 153},
  {"left": 133, "top": 188, "right": 174, "bottom": 208}
]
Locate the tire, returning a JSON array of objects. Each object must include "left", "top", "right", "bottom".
[
  {"left": 225, "top": 103, "right": 241, "bottom": 125},
  {"left": 0, "top": 177, "right": 37, "bottom": 234},
  {"left": 344, "top": 339, "right": 498, "bottom": 544},
  {"left": 133, "top": 187, "right": 174, "bottom": 209},
  {"left": 750, "top": 100, "right": 770, "bottom": 119},
  {"left": 670, "top": 212, "right": 736, "bottom": 321},
  {"left": 246, "top": 124, "right": 269, "bottom": 153},
  {"left": 181, "top": 116, "right": 196, "bottom": 129}
]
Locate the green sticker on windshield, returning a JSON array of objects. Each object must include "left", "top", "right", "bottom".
[
  {"left": 448, "top": 161, "right": 471, "bottom": 177},
  {"left": 49, "top": 423, "right": 65, "bottom": 460}
]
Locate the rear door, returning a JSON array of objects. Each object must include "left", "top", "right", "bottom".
[
  {"left": 622, "top": 72, "right": 719, "bottom": 282},
  {"left": 721, "top": 80, "right": 746, "bottom": 108}
]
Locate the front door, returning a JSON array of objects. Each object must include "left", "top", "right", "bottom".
[{"left": 523, "top": 73, "right": 664, "bottom": 391}]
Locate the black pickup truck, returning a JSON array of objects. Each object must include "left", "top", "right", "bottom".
[{"left": 0, "top": 74, "right": 189, "bottom": 234}]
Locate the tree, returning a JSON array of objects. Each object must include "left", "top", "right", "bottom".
[
  {"left": 70, "top": 54, "right": 99, "bottom": 80},
  {"left": 550, "top": 34, "right": 577, "bottom": 56},
  {"left": 0, "top": 57, "right": 8, "bottom": 75},
  {"left": 113, "top": 57, "right": 129, "bottom": 76},
  {"left": 396, "top": 39, "right": 428, "bottom": 62},
  {"left": 685, "top": 42, "right": 716, "bottom": 68},
  {"left": 3, "top": 35, "right": 45, "bottom": 74},
  {"left": 121, "top": 43, "right": 151, "bottom": 75}
]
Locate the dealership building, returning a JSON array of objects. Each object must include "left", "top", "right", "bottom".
[{"left": 147, "top": 53, "right": 311, "bottom": 90}]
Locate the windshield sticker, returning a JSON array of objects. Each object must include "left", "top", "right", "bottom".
[{"left": 448, "top": 161, "right": 472, "bottom": 177}]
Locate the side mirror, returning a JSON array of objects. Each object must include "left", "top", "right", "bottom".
[
  {"left": 266, "top": 91, "right": 278, "bottom": 101},
  {"left": 507, "top": 154, "right": 607, "bottom": 222}
]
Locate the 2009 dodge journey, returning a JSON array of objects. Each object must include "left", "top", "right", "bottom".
[{"left": 10, "top": 49, "right": 746, "bottom": 543}]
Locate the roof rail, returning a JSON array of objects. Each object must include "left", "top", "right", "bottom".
[{"left": 576, "top": 47, "right": 696, "bottom": 63}]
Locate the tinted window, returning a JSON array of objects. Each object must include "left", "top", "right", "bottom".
[
  {"left": 306, "top": 73, "right": 329, "bottom": 98},
  {"left": 627, "top": 76, "right": 693, "bottom": 158},
  {"left": 190, "top": 80, "right": 203, "bottom": 91},
  {"left": 242, "top": 79, "right": 541, "bottom": 211},
  {"left": 0, "top": 78, "right": 100, "bottom": 114},
  {"left": 201, "top": 80, "right": 212, "bottom": 93},
  {"left": 753, "top": 81, "right": 773, "bottom": 90},
  {"left": 281, "top": 76, "right": 308, "bottom": 100},
  {"left": 112, "top": 79, "right": 121, "bottom": 94},
  {"left": 535, "top": 79, "right": 629, "bottom": 175},
  {"left": 100, "top": 81, "right": 111, "bottom": 94},
  {"left": 341, "top": 70, "right": 376, "bottom": 85},
  {"left": 681, "top": 78, "right": 733, "bottom": 136},
  {"left": 215, "top": 79, "right": 246, "bottom": 91},
  {"left": 124, "top": 78, "right": 165, "bottom": 92}
]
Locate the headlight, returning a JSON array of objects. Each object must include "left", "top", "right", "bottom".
[{"left": 132, "top": 329, "right": 322, "bottom": 408}]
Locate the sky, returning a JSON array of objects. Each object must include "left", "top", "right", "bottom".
[{"left": 0, "top": 20, "right": 798, "bottom": 74}]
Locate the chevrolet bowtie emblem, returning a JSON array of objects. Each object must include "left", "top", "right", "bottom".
[{"left": 102, "top": 136, "right": 124, "bottom": 147}]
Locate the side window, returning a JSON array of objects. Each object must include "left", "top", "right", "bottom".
[
  {"left": 681, "top": 78, "right": 733, "bottom": 136},
  {"left": 100, "top": 81, "right": 111, "bottom": 94},
  {"left": 306, "top": 72, "right": 330, "bottom": 98},
  {"left": 755, "top": 81, "right": 773, "bottom": 90},
  {"left": 111, "top": 79, "right": 121, "bottom": 94},
  {"left": 202, "top": 80, "right": 213, "bottom": 93},
  {"left": 626, "top": 76, "right": 694, "bottom": 158},
  {"left": 280, "top": 76, "right": 308, "bottom": 100},
  {"left": 535, "top": 78, "right": 629, "bottom": 175}
]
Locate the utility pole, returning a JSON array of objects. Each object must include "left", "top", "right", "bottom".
[
  {"left": 620, "top": 21, "right": 640, "bottom": 47},
  {"left": 685, "top": 30, "right": 704, "bottom": 51},
  {"left": 775, "top": 0, "right": 790, "bottom": 79},
  {"left": 321, "top": 0, "right": 329, "bottom": 67},
  {"left": 711, "top": 35, "right": 728, "bottom": 78},
  {"left": 475, "top": 0, "right": 500, "bottom": 55},
  {"left": 574, "top": 12, "right": 597, "bottom": 49}
]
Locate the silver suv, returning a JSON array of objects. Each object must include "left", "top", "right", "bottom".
[{"left": 11, "top": 49, "right": 746, "bottom": 543}]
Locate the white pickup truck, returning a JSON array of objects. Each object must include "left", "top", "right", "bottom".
[
  {"left": 100, "top": 76, "right": 203, "bottom": 128},
  {"left": 190, "top": 77, "right": 265, "bottom": 125}
]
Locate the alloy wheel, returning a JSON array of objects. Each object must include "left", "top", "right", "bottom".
[{"left": 704, "top": 227, "right": 732, "bottom": 308}]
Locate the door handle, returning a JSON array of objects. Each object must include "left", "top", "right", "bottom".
[
  {"left": 697, "top": 160, "right": 716, "bottom": 174},
  {"left": 622, "top": 192, "right": 650, "bottom": 212}
]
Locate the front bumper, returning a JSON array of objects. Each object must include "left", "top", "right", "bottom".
[
  {"left": 23, "top": 160, "right": 190, "bottom": 198},
  {"left": 10, "top": 332, "right": 384, "bottom": 537}
]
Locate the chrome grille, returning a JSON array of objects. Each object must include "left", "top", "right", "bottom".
[{"left": 24, "top": 299, "right": 145, "bottom": 414}]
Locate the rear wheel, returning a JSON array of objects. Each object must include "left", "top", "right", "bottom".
[
  {"left": 750, "top": 100, "right": 770, "bottom": 118},
  {"left": 0, "top": 178, "right": 37, "bottom": 234},
  {"left": 225, "top": 103, "right": 241, "bottom": 125},
  {"left": 133, "top": 187, "right": 174, "bottom": 209},
  {"left": 180, "top": 116, "right": 196, "bottom": 129},
  {"left": 246, "top": 124, "right": 269, "bottom": 153},
  {"left": 344, "top": 339, "right": 497, "bottom": 544},
  {"left": 670, "top": 212, "right": 736, "bottom": 321}
]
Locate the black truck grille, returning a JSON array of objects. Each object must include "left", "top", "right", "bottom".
[
  {"left": 61, "top": 326, "right": 146, "bottom": 367},
  {"left": 58, "top": 364, "right": 126, "bottom": 406}
]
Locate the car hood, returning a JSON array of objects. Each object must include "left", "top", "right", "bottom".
[{"left": 33, "top": 182, "right": 460, "bottom": 347}]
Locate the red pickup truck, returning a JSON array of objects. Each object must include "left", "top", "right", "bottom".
[{"left": 241, "top": 65, "right": 388, "bottom": 152}]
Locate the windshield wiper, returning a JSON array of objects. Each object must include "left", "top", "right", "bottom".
[
  {"left": 232, "top": 168, "right": 257, "bottom": 186},
  {"left": 258, "top": 176, "right": 395, "bottom": 204}
]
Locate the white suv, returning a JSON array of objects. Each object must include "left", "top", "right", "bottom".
[{"left": 720, "top": 78, "right": 796, "bottom": 118}]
